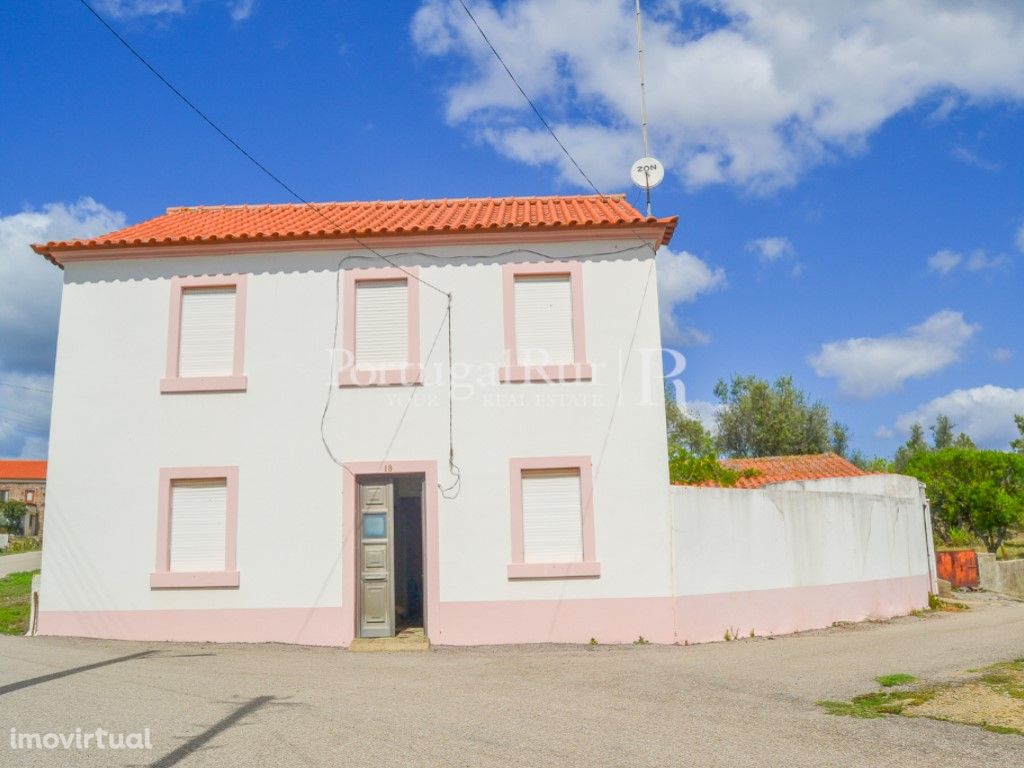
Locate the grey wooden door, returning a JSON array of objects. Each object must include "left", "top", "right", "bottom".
[{"left": 357, "top": 477, "right": 394, "bottom": 638}]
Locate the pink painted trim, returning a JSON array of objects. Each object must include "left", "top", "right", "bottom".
[
  {"left": 339, "top": 266, "right": 422, "bottom": 387},
  {"left": 507, "top": 562, "right": 601, "bottom": 579},
  {"left": 161, "top": 274, "right": 248, "bottom": 394},
  {"left": 342, "top": 460, "right": 439, "bottom": 644},
  {"left": 508, "top": 456, "right": 598, "bottom": 578},
  {"left": 432, "top": 573, "right": 931, "bottom": 646},
  {"left": 149, "top": 571, "right": 240, "bottom": 589},
  {"left": 501, "top": 261, "right": 589, "bottom": 383},
  {"left": 37, "top": 607, "right": 347, "bottom": 646},
  {"left": 152, "top": 466, "right": 239, "bottom": 590},
  {"left": 37, "top": 573, "right": 930, "bottom": 648},
  {"left": 48, "top": 224, "right": 672, "bottom": 264},
  {"left": 499, "top": 364, "right": 593, "bottom": 383},
  {"left": 159, "top": 375, "right": 247, "bottom": 393}
]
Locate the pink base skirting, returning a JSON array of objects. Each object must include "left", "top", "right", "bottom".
[
  {"left": 37, "top": 607, "right": 350, "bottom": 646},
  {"left": 36, "top": 573, "right": 930, "bottom": 647}
]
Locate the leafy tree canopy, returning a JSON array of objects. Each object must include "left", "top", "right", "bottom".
[
  {"left": 1012, "top": 414, "right": 1024, "bottom": 455},
  {"left": 905, "top": 449, "right": 1024, "bottom": 553},
  {"left": 712, "top": 375, "right": 848, "bottom": 458}
]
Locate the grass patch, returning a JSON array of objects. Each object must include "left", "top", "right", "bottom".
[
  {"left": 876, "top": 673, "right": 917, "bottom": 687},
  {"left": 0, "top": 570, "right": 37, "bottom": 636},
  {"left": 820, "top": 658, "right": 1024, "bottom": 736},
  {"left": 818, "top": 690, "right": 934, "bottom": 719}
]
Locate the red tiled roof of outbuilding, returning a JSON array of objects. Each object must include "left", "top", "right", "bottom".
[{"left": 0, "top": 460, "right": 47, "bottom": 481}]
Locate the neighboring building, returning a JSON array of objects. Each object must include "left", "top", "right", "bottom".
[
  {"left": 29, "top": 197, "right": 933, "bottom": 647},
  {"left": 31, "top": 196, "right": 680, "bottom": 645},
  {"left": 0, "top": 460, "right": 47, "bottom": 536}
]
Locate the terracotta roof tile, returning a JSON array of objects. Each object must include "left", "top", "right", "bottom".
[
  {"left": 32, "top": 195, "right": 677, "bottom": 265},
  {"left": 0, "top": 460, "right": 47, "bottom": 481},
  {"left": 677, "top": 453, "right": 867, "bottom": 489}
]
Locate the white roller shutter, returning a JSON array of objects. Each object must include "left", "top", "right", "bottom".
[
  {"left": 170, "top": 479, "right": 227, "bottom": 572},
  {"left": 521, "top": 469, "right": 583, "bottom": 563},
  {"left": 514, "top": 276, "right": 574, "bottom": 365},
  {"left": 178, "top": 287, "right": 236, "bottom": 377},
  {"left": 355, "top": 280, "right": 408, "bottom": 368}
]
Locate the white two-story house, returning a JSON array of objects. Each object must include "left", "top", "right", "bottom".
[{"left": 32, "top": 195, "right": 681, "bottom": 646}]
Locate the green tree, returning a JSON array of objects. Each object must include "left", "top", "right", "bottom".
[
  {"left": 849, "top": 450, "right": 892, "bottom": 473},
  {"left": 664, "top": 383, "right": 715, "bottom": 456},
  {"left": 1012, "top": 414, "right": 1024, "bottom": 454},
  {"left": 906, "top": 449, "right": 1024, "bottom": 553},
  {"left": 893, "top": 423, "right": 929, "bottom": 472},
  {"left": 712, "top": 375, "right": 849, "bottom": 458},
  {"left": 0, "top": 500, "right": 28, "bottom": 534},
  {"left": 930, "top": 414, "right": 975, "bottom": 450},
  {"left": 931, "top": 415, "right": 956, "bottom": 449}
]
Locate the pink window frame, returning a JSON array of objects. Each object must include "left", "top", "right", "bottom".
[
  {"left": 150, "top": 466, "right": 240, "bottom": 589},
  {"left": 507, "top": 456, "right": 600, "bottom": 579},
  {"left": 161, "top": 274, "right": 248, "bottom": 393},
  {"left": 338, "top": 266, "right": 422, "bottom": 386},
  {"left": 500, "top": 261, "right": 592, "bottom": 383}
]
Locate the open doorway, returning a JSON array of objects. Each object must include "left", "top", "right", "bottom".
[
  {"left": 355, "top": 473, "right": 425, "bottom": 638},
  {"left": 394, "top": 476, "right": 424, "bottom": 632}
]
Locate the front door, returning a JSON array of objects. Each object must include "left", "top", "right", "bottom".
[{"left": 357, "top": 477, "right": 394, "bottom": 638}]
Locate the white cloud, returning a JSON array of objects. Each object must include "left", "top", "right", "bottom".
[
  {"left": 747, "top": 236, "right": 794, "bottom": 264},
  {"left": 927, "top": 249, "right": 961, "bottom": 276},
  {"left": 656, "top": 247, "right": 725, "bottom": 346},
  {"left": 683, "top": 399, "right": 722, "bottom": 434},
  {"left": 992, "top": 347, "right": 1013, "bottom": 363},
  {"left": 411, "top": 0, "right": 1024, "bottom": 191},
  {"left": 950, "top": 146, "right": 999, "bottom": 172},
  {"left": 0, "top": 371, "right": 54, "bottom": 459},
  {"left": 929, "top": 248, "right": 1010, "bottom": 276},
  {"left": 228, "top": 0, "right": 256, "bottom": 21},
  {"left": 874, "top": 425, "right": 894, "bottom": 440},
  {"left": 0, "top": 198, "right": 125, "bottom": 457},
  {"left": 808, "top": 310, "right": 979, "bottom": 399},
  {"left": 896, "top": 385, "right": 1024, "bottom": 449},
  {"left": 95, "top": 0, "right": 185, "bottom": 18}
]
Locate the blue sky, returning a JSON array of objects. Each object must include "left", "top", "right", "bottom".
[{"left": 1, "top": 0, "right": 1023, "bottom": 459}]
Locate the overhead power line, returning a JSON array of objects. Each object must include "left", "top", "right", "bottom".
[
  {"left": 0, "top": 381, "right": 53, "bottom": 395},
  {"left": 75, "top": 0, "right": 447, "bottom": 297}
]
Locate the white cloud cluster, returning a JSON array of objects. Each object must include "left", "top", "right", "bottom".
[
  {"left": 228, "top": 0, "right": 256, "bottom": 21},
  {"left": 412, "top": 0, "right": 1024, "bottom": 191},
  {"left": 655, "top": 247, "right": 725, "bottom": 346},
  {"left": 897, "top": 385, "right": 1024, "bottom": 449},
  {"left": 928, "top": 248, "right": 1009, "bottom": 276},
  {"left": 808, "top": 310, "right": 978, "bottom": 399},
  {"left": 0, "top": 198, "right": 125, "bottom": 457},
  {"left": 95, "top": 0, "right": 185, "bottom": 18},
  {"left": 94, "top": 0, "right": 254, "bottom": 21},
  {"left": 747, "top": 236, "right": 794, "bottom": 264}
]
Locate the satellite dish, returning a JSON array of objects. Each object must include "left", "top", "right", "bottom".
[{"left": 630, "top": 156, "right": 665, "bottom": 189}]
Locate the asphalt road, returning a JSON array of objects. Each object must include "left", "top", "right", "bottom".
[
  {"left": 1, "top": 594, "right": 1022, "bottom": 767},
  {"left": 0, "top": 551, "right": 41, "bottom": 578}
]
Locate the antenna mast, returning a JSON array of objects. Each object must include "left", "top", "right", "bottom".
[{"left": 630, "top": 0, "right": 663, "bottom": 216}]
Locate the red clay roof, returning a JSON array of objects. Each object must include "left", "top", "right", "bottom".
[
  {"left": 0, "top": 460, "right": 47, "bottom": 481},
  {"left": 681, "top": 453, "right": 867, "bottom": 489},
  {"left": 32, "top": 195, "right": 677, "bottom": 264}
]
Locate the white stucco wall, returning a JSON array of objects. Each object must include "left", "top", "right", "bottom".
[
  {"left": 40, "top": 239, "right": 672, "bottom": 627},
  {"left": 672, "top": 478, "right": 932, "bottom": 596}
]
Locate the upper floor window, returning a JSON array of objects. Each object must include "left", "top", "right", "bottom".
[
  {"left": 339, "top": 266, "right": 422, "bottom": 386},
  {"left": 25, "top": 490, "right": 33, "bottom": 502},
  {"left": 0, "top": 490, "right": 8, "bottom": 502},
  {"left": 501, "top": 262, "right": 591, "bottom": 383},
  {"left": 161, "top": 275, "right": 247, "bottom": 393}
]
